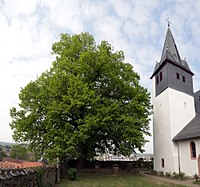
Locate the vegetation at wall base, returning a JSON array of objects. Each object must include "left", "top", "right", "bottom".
[
  {"left": 193, "top": 173, "right": 200, "bottom": 184},
  {"left": 67, "top": 168, "right": 77, "bottom": 181},
  {"left": 147, "top": 170, "right": 188, "bottom": 181}
]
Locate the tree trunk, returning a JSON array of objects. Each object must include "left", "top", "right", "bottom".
[
  {"left": 78, "top": 144, "right": 85, "bottom": 170},
  {"left": 60, "top": 155, "right": 68, "bottom": 178}
]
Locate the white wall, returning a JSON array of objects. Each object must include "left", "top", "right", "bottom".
[
  {"left": 178, "top": 140, "right": 200, "bottom": 176},
  {"left": 153, "top": 88, "right": 177, "bottom": 173},
  {"left": 153, "top": 77, "right": 195, "bottom": 174},
  {"left": 168, "top": 89, "right": 195, "bottom": 138}
]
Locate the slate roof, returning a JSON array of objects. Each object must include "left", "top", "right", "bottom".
[
  {"left": 173, "top": 114, "right": 200, "bottom": 141},
  {"left": 151, "top": 27, "right": 194, "bottom": 78}
]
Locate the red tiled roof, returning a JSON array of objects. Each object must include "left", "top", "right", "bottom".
[
  {"left": 0, "top": 158, "right": 43, "bottom": 168},
  {"left": 2, "top": 157, "right": 24, "bottom": 164}
]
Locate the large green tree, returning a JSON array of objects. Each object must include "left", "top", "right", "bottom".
[{"left": 10, "top": 32, "right": 151, "bottom": 166}]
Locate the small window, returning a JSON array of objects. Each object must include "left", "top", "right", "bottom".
[
  {"left": 156, "top": 75, "right": 159, "bottom": 85},
  {"left": 176, "top": 73, "right": 180, "bottom": 79},
  {"left": 161, "top": 158, "right": 164, "bottom": 168},
  {"left": 160, "top": 71, "right": 163, "bottom": 81},
  {"left": 190, "top": 141, "right": 196, "bottom": 159},
  {"left": 184, "top": 102, "right": 186, "bottom": 109},
  {"left": 182, "top": 76, "right": 186, "bottom": 82}
]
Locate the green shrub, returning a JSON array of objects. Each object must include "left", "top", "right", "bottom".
[
  {"left": 178, "top": 172, "right": 185, "bottom": 180},
  {"left": 67, "top": 168, "right": 77, "bottom": 181},
  {"left": 151, "top": 170, "right": 157, "bottom": 175},
  {"left": 193, "top": 173, "right": 199, "bottom": 182},
  {"left": 165, "top": 172, "right": 171, "bottom": 177},
  {"left": 158, "top": 171, "right": 164, "bottom": 176},
  {"left": 172, "top": 172, "right": 178, "bottom": 179},
  {"left": 172, "top": 171, "right": 186, "bottom": 180}
]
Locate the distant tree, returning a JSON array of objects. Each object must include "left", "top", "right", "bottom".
[
  {"left": 10, "top": 144, "right": 28, "bottom": 160},
  {"left": 10, "top": 32, "right": 151, "bottom": 167},
  {"left": 0, "top": 148, "right": 7, "bottom": 158}
]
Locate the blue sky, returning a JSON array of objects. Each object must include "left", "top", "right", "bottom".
[{"left": 1, "top": 0, "right": 200, "bottom": 154}]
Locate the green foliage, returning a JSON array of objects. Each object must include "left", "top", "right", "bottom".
[
  {"left": 10, "top": 32, "right": 151, "bottom": 163},
  {"left": 67, "top": 168, "right": 77, "bottom": 180},
  {"left": 172, "top": 172, "right": 178, "bottom": 179},
  {"left": 150, "top": 170, "right": 157, "bottom": 175},
  {"left": 10, "top": 144, "right": 28, "bottom": 160},
  {"left": 0, "top": 148, "right": 7, "bottom": 158},
  {"left": 193, "top": 180, "right": 200, "bottom": 184},
  {"left": 158, "top": 171, "right": 164, "bottom": 177},
  {"left": 172, "top": 172, "right": 186, "bottom": 180},
  {"left": 178, "top": 172, "right": 185, "bottom": 180},
  {"left": 165, "top": 172, "right": 171, "bottom": 177},
  {"left": 35, "top": 167, "right": 52, "bottom": 187},
  {"left": 193, "top": 173, "right": 199, "bottom": 182},
  {"left": 36, "top": 167, "right": 44, "bottom": 187}
]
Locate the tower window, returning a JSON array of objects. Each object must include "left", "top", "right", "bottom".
[
  {"left": 190, "top": 141, "right": 196, "bottom": 159},
  {"left": 182, "top": 76, "right": 186, "bottom": 82},
  {"left": 161, "top": 158, "right": 165, "bottom": 168},
  {"left": 184, "top": 102, "right": 187, "bottom": 109},
  {"left": 160, "top": 71, "right": 163, "bottom": 81},
  {"left": 156, "top": 75, "right": 159, "bottom": 85},
  {"left": 176, "top": 73, "right": 180, "bottom": 79}
]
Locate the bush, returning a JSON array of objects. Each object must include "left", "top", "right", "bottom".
[
  {"left": 151, "top": 170, "right": 157, "bottom": 175},
  {"left": 165, "top": 172, "right": 171, "bottom": 177},
  {"left": 194, "top": 173, "right": 199, "bottom": 181},
  {"left": 193, "top": 173, "right": 200, "bottom": 184},
  {"left": 172, "top": 172, "right": 186, "bottom": 180},
  {"left": 67, "top": 168, "right": 77, "bottom": 181},
  {"left": 178, "top": 172, "right": 185, "bottom": 180},
  {"left": 194, "top": 180, "right": 200, "bottom": 184},
  {"left": 158, "top": 171, "right": 164, "bottom": 176},
  {"left": 172, "top": 172, "right": 178, "bottom": 179}
]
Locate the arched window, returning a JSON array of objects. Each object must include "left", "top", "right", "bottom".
[{"left": 190, "top": 141, "right": 196, "bottom": 159}]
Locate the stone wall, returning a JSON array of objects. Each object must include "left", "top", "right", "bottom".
[
  {"left": 68, "top": 160, "right": 153, "bottom": 174},
  {"left": 0, "top": 165, "right": 59, "bottom": 187}
]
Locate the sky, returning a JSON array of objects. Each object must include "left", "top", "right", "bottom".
[{"left": 1, "top": 0, "right": 200, "bottom": 154}]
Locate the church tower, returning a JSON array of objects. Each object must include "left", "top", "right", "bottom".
[{"left": 151, "top": 25, "right": 195, "bottom": 173}]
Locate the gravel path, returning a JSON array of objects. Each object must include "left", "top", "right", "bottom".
[{"left": 141, "top": 172, "right": 200, "bottom": 187}]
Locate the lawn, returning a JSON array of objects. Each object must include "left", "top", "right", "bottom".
[{"left": 56, "top": 174, "right": 187, "bottom": 187}]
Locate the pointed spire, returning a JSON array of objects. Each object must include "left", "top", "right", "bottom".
[
  {"left": 160, "top": 27, "right": 181, "bottom": 64},
  {"left": 150, "top": 25, "right": 194, "bottom": 79}
]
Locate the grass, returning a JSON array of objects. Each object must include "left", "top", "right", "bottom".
[{"left": 56, "top": 173, "right": 187, "bottom": 187}]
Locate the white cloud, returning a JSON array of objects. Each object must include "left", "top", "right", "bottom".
[
  {"left": 111, "top": 0, "right": 132, "bottom": 19},
  {"left": 2, "top": 0, "right": 39, "bottom": 17},
  {"left": 94, "top": 15, "right": 123, "bottom": 43},
  {"left": 41, "top": 0, "right": 84, "bottom": 33}
]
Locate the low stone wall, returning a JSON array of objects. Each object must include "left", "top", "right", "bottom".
[
  {"left": 0, "top": 165, "right": 59, "bottom": 187},
  {"left": 68, "top": 160, "right": 153, "bottom": 174}
]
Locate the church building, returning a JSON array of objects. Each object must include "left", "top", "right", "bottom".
[{"left": 151, "top": 25, "right": 200, "bottom": 176}]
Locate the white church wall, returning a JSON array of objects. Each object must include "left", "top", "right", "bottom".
[
  {"left": 153, "top": 81, "right": 176, "bottom": 172},
  {"left": 153, "top": 79, "right": 195, "bottom": 173},
  {"left": 168, "top": 88, "right": 195, "bottom": 139},
  {"left": 178, "top": 140, "right": 198, "bottom": 176}
]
